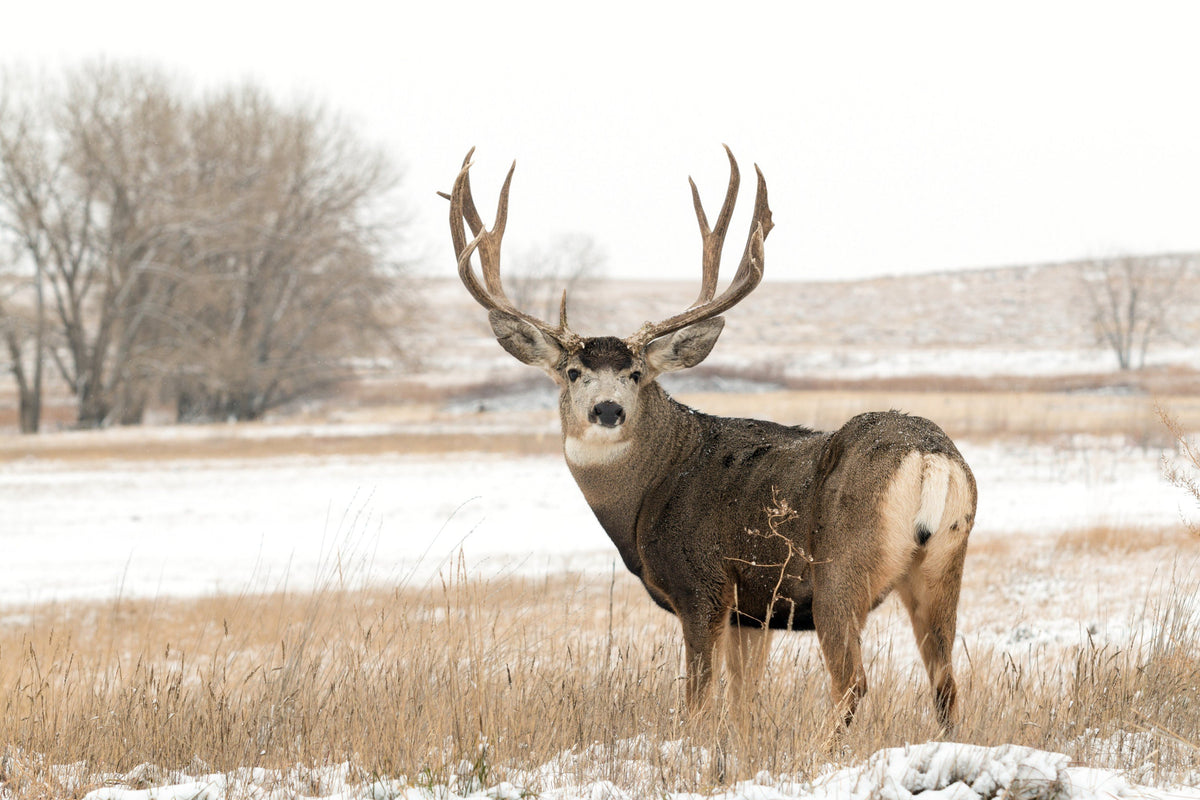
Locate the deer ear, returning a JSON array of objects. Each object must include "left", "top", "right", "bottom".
[
  {"left": 644, "top": 317, "right": 725, "bottom": 374},
  {"left": 488, "top": 311, "right": 564, "bottom": 369}
]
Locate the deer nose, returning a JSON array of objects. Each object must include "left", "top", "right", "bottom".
[{"left": 589, "top": 400, "right": 626, "bottom": 427}]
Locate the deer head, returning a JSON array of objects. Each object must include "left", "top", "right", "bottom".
[{"left": 446, "top": 146, "right": 774, "bottom": 445}]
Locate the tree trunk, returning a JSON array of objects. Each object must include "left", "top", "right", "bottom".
[
  {"left": 113, "top": 380, "right": 147, "bottom": 425},
  {"left": 4, "top": 329, "right": 41, "bottom": 433},
  {"left": 75, "top": 380, "right": 110, "bottom": 429},
  {"left": 17, "top": 384, "right": 40, "bottom": 433}
]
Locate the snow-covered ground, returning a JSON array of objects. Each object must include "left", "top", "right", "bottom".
[
  {"left": 5, "top": 434, "right": 1199, "bottom": 800},
  {"left": 67, "top": 739, "right": 1200, "bottom": 800},
  {"left": 2, "top": 437, "right": 1194, "bottom": 607}
]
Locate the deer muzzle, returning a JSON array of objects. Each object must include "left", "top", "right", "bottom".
[{"left": 589, "top": 400, "right": 626, "bottom": 428}]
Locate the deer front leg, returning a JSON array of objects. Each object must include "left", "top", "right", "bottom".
[{"left": 679, "top": 608, "right": 730, "bottom": 715}]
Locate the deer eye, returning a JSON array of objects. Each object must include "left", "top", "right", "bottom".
[
  {"left": 629, "top": 371, "right": 642, "bottom": 384},
  {"left": 567, "top": 368, "right": 581, "bottom": 382}
]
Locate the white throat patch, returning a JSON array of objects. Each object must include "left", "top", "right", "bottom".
[{"left": 564, "top": 429, "right": 632, "bottom": 467}]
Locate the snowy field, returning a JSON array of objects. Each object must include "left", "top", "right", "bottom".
[
  {"left": 2, "top": 436, "right": 1195, "bottom": 607},
  {"left": 5, "top": 433, "right": 1200, "bottom": 800}
]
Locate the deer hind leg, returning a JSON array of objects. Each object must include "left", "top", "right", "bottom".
[
  {"left": 812, "top": 583, "right": 870, "bottom": 731},
  {"left": 724, "top": 623, "right": 773, "bottom": 712},
  {"left": 898, "top": 520, "right": 970, "bottom": 734}
]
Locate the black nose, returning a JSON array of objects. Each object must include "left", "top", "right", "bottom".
[{"left": 589, "top": 400, "right": 626, "bottom": 427}]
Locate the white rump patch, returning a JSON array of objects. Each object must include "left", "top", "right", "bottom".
[{"left": 916, "top": 454, "right": 952, "bottom": 535}]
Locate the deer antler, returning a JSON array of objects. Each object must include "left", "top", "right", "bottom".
[
  {"left": 625, "top": 146, "right": 773, "bottom": 352},
  {"left": 443, "top": 149, "right": 583, "bottom": 352}
]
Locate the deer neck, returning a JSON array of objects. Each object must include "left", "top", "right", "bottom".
[{"left": 563, "top": 383, "right": 698, "bottom": 558}]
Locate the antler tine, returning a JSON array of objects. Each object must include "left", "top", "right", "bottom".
[
  {"left": 625, "top": 150, "right": 772, "bottom": 352},
  {"left": 738, "top": 163, "right": 774, "bottom": 273},
  {"left": 688, "top": 143, "right": 740, "bottom": 307},
  {"left": 455, "top": 225, "right": 499, "bottom": 313},
  {"left": 476, "top": 162, "right": 514, "bottom": 298},
  {"left": 445, "top": 153, "right": 474, "bottom": 261},
  {"left": 445, "top": 150, "right": 582, "bottom": 351},
  {"left": 456, "top": 147, "right": 483, "bottom": 237},
  {"left": 447, "top": 150, "right": 514, "bottom": 299}
]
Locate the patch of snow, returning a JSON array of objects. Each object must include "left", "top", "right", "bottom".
[
  {"left": 68, "top": 740, "right": 1200, "bottom": 800},
  {"left": 812, "top": 742, "right": 1068, "bottom": 799},
  {"left": 957, "top": 437, "right": 1193, "bottom": 533}
]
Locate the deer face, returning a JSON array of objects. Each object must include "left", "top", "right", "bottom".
[
  {"left": 559, "top": 337, "right": 642, "bottom": 440},
  {"left": 488, "top": 312, "right": 725, "bottom": 444}
]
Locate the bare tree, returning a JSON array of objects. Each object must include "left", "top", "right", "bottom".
[
  {"left": 164, "top": 85, "right": 402, "bottom": 422},
  {"left": 1079, "top": 253, "right": 1194, "bottom": 370},
  {"left": 0, "top": 280, "right": 45, "bottom": 433},
  {"left": 0, "top": 86, "right": 47, "bottom": 433},
  {"left": 62, "top": 65, "right": 191, "bottom": 425},
  {"left": 506, "top": 233, "right": 606, "bottom": 322},
  {"left": 0, "top": 63, "right": 406, "bottom": 428},
  {"left": 0, "top": 63, "right": 186, "bottom": 427}
]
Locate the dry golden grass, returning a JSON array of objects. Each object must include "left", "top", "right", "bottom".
[
  {"left": 1, "top": 529, "right": 1198, "bottom": 798},
  {"left": 1053, "top": 524, "right": 1198, "bottom": 554}
]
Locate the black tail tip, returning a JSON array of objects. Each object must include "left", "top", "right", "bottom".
[{"left": 915, "top": 525, "right": 933, "bottom": 546}]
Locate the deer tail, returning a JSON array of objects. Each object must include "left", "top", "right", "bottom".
[{"left": 915, "top": 454, "right": 951, "bottom": 546}]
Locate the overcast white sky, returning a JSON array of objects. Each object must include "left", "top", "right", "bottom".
[{"left": 5, "top": 1, "right": 1200, "bottom": 282}]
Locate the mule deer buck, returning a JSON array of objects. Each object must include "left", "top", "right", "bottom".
[{"left": 444, "top": 147, "right": 977, "bottom": 734}]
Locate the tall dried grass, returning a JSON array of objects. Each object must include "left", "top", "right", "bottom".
[
  {"left": 1160, "top": 404, "right": 1200, "bottom": 538},
  {"left": 1, "top": 544, "right": 1198, "bottom": 797}
]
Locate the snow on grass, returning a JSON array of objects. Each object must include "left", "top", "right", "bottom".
[{"left": 68, "top": 740, "right": 1200, "bottom": 800}]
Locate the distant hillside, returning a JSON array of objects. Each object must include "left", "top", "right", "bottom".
[{"left": 401, "top": 260, "right": 1200, "bottom": 399}]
